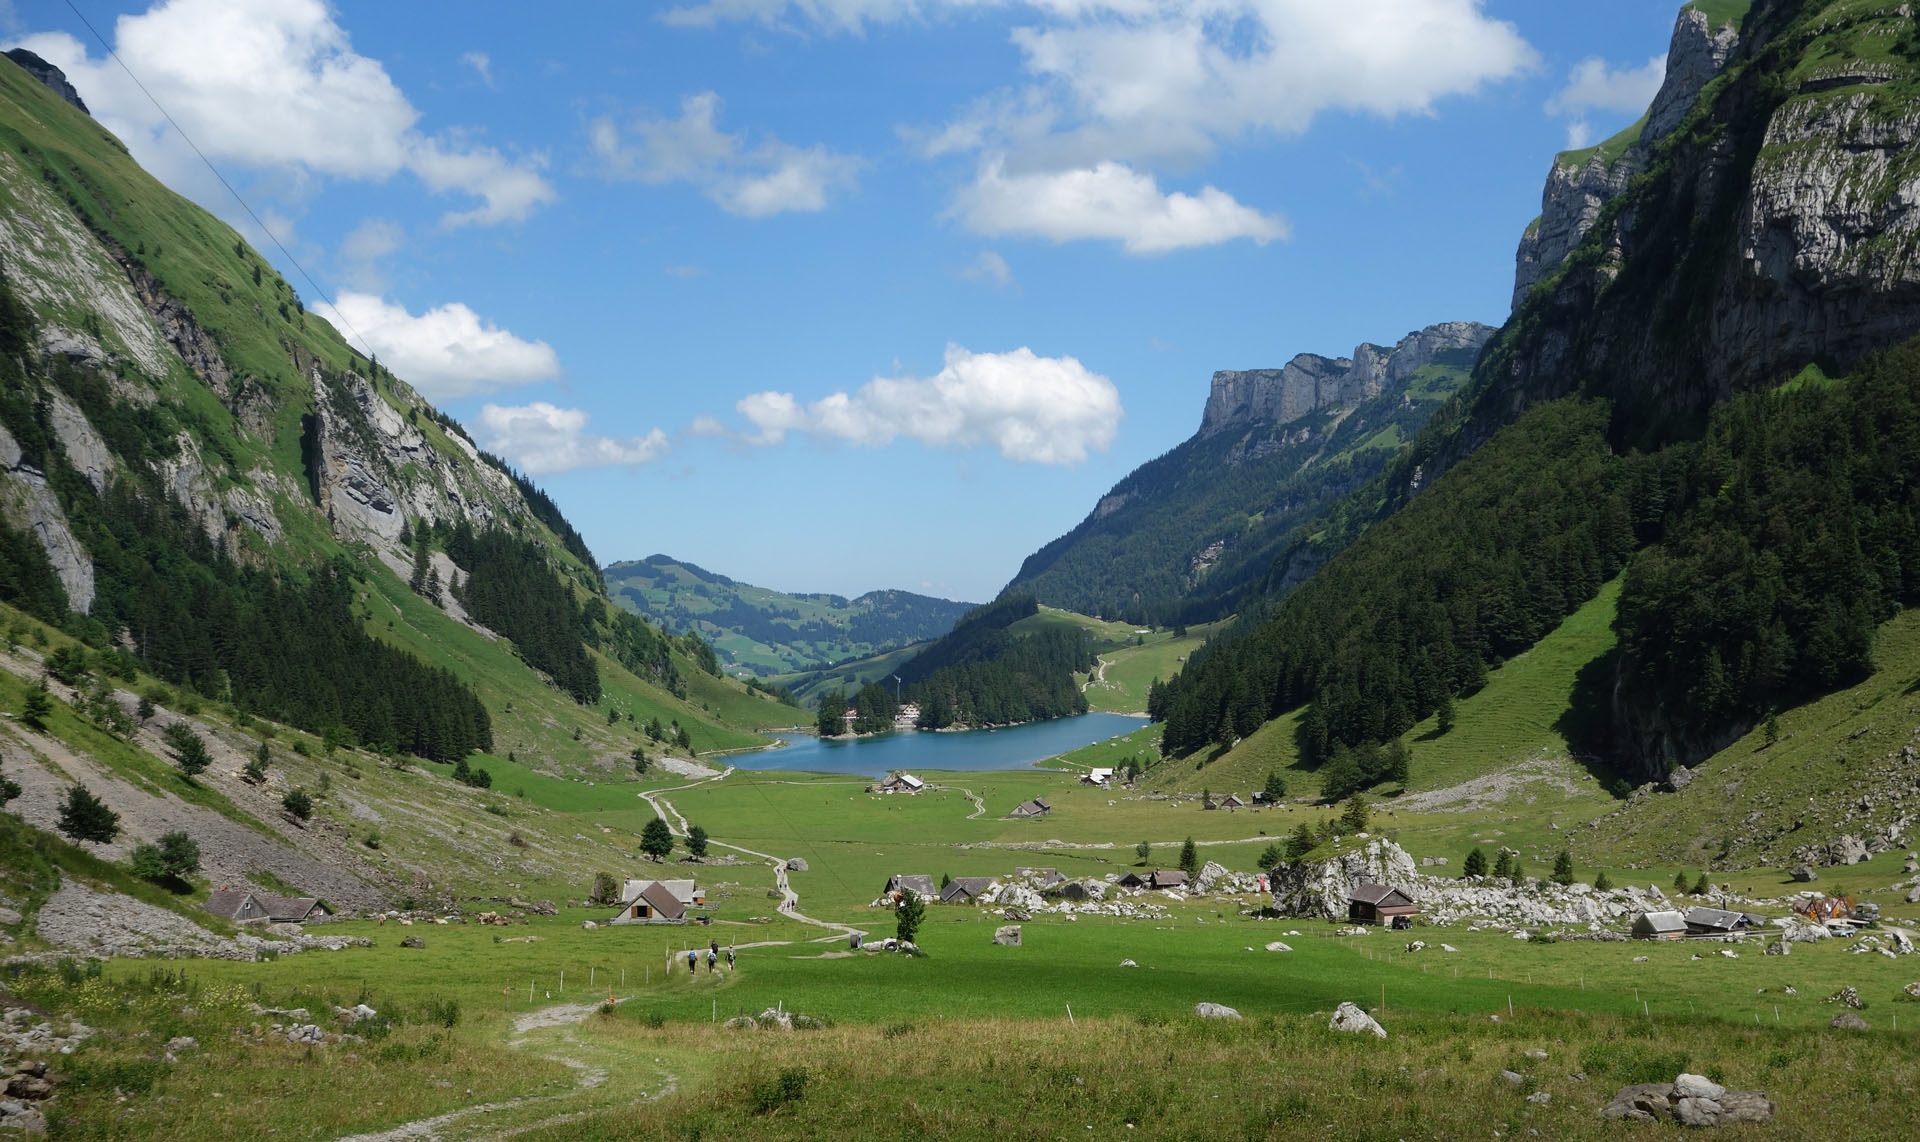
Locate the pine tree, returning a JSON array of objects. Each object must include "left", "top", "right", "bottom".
[
  {"left": 1673, "top": 870, "right": 1690, "bottom": 892},
  {"left": 282, "top": 788, "right": 312, "bottom": 820},
  {"left": 1262, "top": 771, "right": 1287, "bottom": 802},
  {"left": 1436, "top": 691, "right": 1455, "bottom": 735},
  {"left": 1134, "top": 840, "right": 1150, "bottom": 866},
  {"left": 1463, "top": 847, "right": 1487, "bottom": 877},
  {"left": 1593, "top": 871, "right": 1614, "bottom": 892},
  {"left": 1340, "top": 796, "right": 1370, "bottom": 833},
  {"left": 21, "top": 679, "right": 51, "bottom": 731},
  {"left": 1552, "top": 849, "right": 1575, "bottom": 886},
  {"left": 162, "top": 722, "right": 211, "bottom": 781},
  {"left": 1285, "top": 823, "right": 1317, "bottom": 861},
  {"left": 1257, "top": 842, "right": 1283, "bottom": 871},
  {"left": 1491, "top": 849, "right": 1514, "bottom": 879},
  {"left": 57, "top": 785, "right": 119, "bottom": 843},
  {"left": 687, "top": 824, "right": 709, "bottom": 859},
  {"left": 1691, "top": 873, "right": 1711, "bottom": 896},
  {"left": 1179, "top": 835, "right": 1199, "bottom": 879}
]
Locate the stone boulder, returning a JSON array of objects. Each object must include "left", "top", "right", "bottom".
[
  {"left": 1830, "top": 1011, "right": 1869, "bottom": 1031},
  {"left": 1789, "top": 865, "right": 1818, "bottom": 882},
  {"left": 1002, "top": 907, "right": 1031, "bottom": 923},
  {"left": 399, "top": 935, "right": 424, "bottom": 949},
  {"left": 1264, "top": 941, "right": 1292, "bottom": 952},
  {"left": 1269, "top": 838, "right": 1419, "bottom": 919},
  {"left": 1828, "top": 835, "right": 1870, "bottom": 866},
  {"left": 787, "top": 858, "right": 808, "bottom": 872},
  {"left": 992, "top": 925, "right": 1022, "bottom": 947},
  {"left": 1193, "top": 1003, "right": 1241, "bottom": 1021},
  {"left": 1329, "top": 1001, "right": 1386, "bottom": 1038},
  {"left": 1602, "top": 1077, "right": 1776, "bottom": 1126}
]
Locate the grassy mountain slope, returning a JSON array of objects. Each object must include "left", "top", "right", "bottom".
[{"left": 605, "top": 555, "right": 974, "bottom": 677}]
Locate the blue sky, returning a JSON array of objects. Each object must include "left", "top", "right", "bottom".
[{"left": 8, "top": 0, "right": 1699, "bottom": 602}]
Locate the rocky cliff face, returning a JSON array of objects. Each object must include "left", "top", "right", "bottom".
[
  {"left": 1510, "top": 5, "right": 1747, "bottom": 310},
  {"left": 3, "top": 50, "right": 87, "bottom": 115},
  {"left": 0, "top": 63, "right": 550, "bottom": 606},
  {"left": 1492, "top": 0, "right": 1920, "bottom": 442},
  {"left": 1199, "top": 321, "right": 1494, "bottom": 437}
]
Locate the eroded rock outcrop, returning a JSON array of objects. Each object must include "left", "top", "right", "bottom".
[{"left": 1200, "top": 322, "right": 1494, "bottom": 437}]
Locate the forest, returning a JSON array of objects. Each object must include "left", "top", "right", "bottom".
[
  {"left": 898, "top": 594, "right": 1091, "bottom": 728},
  {"left": 1157, "top": 336, "right": 1920, "bottom": 786}
]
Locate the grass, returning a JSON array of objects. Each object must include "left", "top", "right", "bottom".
[{"left": 1081, "top": 622, "right": 1223, "bottom": 714}]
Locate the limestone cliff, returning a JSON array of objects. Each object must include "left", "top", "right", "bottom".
[
  {"left": 1493, "top": 0, "right": 1920, "bottom": 441},
  {"left": 1199, "top": 322, "right": 1494, "bottom": 438},
  {"left": 0, "top": 50, "right": 568, "bottom": 618},
  {"left": 1510, "top": 4, "right": 1747, "bottom": 309}
]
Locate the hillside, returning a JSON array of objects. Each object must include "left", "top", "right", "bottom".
[
  {"left": 604, "top": 555, "right": 974, "bottom": 677},
  {"left": 1006, "top": 322, "right": 1492, "bottom": 626},
  {"left": 1137, "top": 0, "right": 1920, "bottom": 878},
  {"left": 0, "top": 51, "right": 779, "bottom": 912}
]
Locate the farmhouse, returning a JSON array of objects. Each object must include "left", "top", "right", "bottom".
[
  {"left": 1218, "top": 794, "right": 1247, "bottom": 811},
  {"left": 204, "top": 889, "right": 329, "bottom": 924},
  {"left": 941, "top": 877, "right": 996, "bottom": 903},
  {"left": 1150, "top": 869, "right": 1189, "bottom": 890},
  {"left": 1007, "top": 797, "right": 1051, "bottom": 819},
  {"left": 1082, "top": 768, "right": 1115, "bottom": 787},
  {"left": 1630, "top": 910, "right": 1688, "bottom": 940},
  {"left": 881, "top": 874, "right": 937, "bottom": 901},
  {"left": 1347, "top": 883, "right": 1420, "bottom": 926},
  {"left": 878, "top": 773, "right": 925, "bottom": 794},
  {"left": 608, "top": 881, "right": 687, "bottom": 924},
  {"left": 1683, "top": 906, "right": 1763, "bottom": 935}
]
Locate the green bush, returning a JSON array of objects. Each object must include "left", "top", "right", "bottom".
[{"left": 749, "top": 1066, "right": 810, "bottom": 1115}]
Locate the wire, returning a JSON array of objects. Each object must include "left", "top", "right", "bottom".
[{"left": 59, "top": 0, "right": 374, "bottom": 362}]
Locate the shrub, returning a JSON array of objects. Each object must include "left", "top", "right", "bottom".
[
  {"left": 57, "top": 785, "right": 119, "bottom": 844},
  {"left": 282, "top": 789, "right": 313, "bottom": 820},
  {"left": 749, "top": 1067, "right": 810, "bottom": 1115}
]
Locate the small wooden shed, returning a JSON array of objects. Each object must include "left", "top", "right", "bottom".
[{"left": 1348, "top": 883, "right": 1420, "bottom": 926}]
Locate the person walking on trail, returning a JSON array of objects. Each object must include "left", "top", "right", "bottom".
[
  {"left": 686, "top": 948, "right": 697, "bottom": 976},
  {"left": 726, "top": 946, "right": 736, "bottom": 972}
]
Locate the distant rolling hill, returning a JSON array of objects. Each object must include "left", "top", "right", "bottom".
[{"left": 605, "top": 555, "right": 976, "bottom": 677}]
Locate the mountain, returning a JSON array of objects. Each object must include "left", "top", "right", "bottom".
[
  {"left": 1005, "top": 321, "right": 1494, "bottom": 626},
  {"left": 604, "top": 554, "right": 976, "bottom": 677},
  {"left": 1154, "top": 0, "right": 1920, "bottom": 805},
  {"left": 0, "top": 51, "right": 780, "bottom": 910}
]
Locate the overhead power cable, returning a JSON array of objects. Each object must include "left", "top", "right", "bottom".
[{"left": 58, "top": 0, "right": 374, "bottom": 361}]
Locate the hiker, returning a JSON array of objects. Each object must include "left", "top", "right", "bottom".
[
  {"left": 726, "top": 946, "right": 736, "bottom": 972},
  {"left": 686, "top": 948, "right": 697, "bottom": 975},
  {"left": 706, "top": 948, "right": 717, "bottom": 973},
  {"left": 710, "top": 937, "right": 720, "bottom": 958}
]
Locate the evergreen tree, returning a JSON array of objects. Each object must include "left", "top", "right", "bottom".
[
  {"left": 1593, "top": 871, "right": 1614, "bottom": 892},
  {"left": 136, "top": 694, "right": 155, "bottom": 721},
  {"left": 1285, "top": 822, "right": 1317, "bottom": 861},
  {"left": 1673, "top": 870, "right": 1690, "bottom": 892},
  {"left": 162, "top": 722, "right": 211, "bottom": 781},
  {"left": 816, "top": 689, "right": 847, "bottom": 736},
  {"left": 895, "top": 887, "right": 925, "bottom": 943},
  {"left": 631, "top": 747, "right": 650, "bottom": 775},
  {"left": 282, "top": 788, "right": 313, "bottom": 820},
  {"left": 1134, "top": 840, "right": 1150, "bottom": 866},
  {"left": 1691, "top": 873, "right": 1711, "bottom": 896},
  {"left": 1552, "top": 849, "right": 1575, "bottom": 886},
  {"left": 21, "top": 679, "right": 51, "bottom": 731},
  {"left": 1340, "top": 796, "right": 1370, "bottom": 834},
  {"left": 244, "top": 740, "right": 270, "bottom": 783},
  {"left": 688, "top": 824, "right": 709, "bottom": 859},
  {"left": 1436, "top": 692, "right": 1455, "bottom": 735},
  {"left": 1179, "top": 835, "right": 1199, "bottom": 879},
  {"left": 1257, "top": 842, "right": 1283, "bottom": 871},
  {"left": 1463, "top": 847, "right": 1487, "bottom": 877},
  {"left": 1491, "top": 849, "right": 1513, "bottom": 879},
  {"left": 58, "top": 785, "right": 119, "bottom": 843},
  {"left": 675, "top": 724, "right": 692, "bottom": 751},
  {"left": 641, "top": 816, "right": 674, "bottom": 861},
  {"left": 1262, "top": 771, "right": 1287, "bottom": 802},
  {"left": 0, "top": 765, "right": 19, "bottom": 808}
]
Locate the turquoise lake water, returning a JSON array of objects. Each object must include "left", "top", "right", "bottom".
[{"left": 731, "top": 712, "right": 1152, "bottom": 777}]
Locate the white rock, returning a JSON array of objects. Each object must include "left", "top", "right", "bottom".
[
  {"left": 1673, "top": 1074, "right": 1726, "bottom": 1102},
  {"left": 1329, "top": 1001, "right": 1386, "bottom": 1038},
  {"left": 1264, "top": 941, "right": 1292, "bottom": 952},
  {"left": 1193, "top": 1003, "right": 1241, "bottom": 1020}
]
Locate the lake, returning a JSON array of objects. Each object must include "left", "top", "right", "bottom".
[{"left": 730, "top": 713, "right": 1152, "bottom": 777}]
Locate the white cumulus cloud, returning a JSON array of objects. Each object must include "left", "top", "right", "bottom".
[
  {"left": 1545, "top": 53, "right": 1667, "bottom": 150},
  {"left": 476, "top": 403, "right": 670, "bottom": 476},
  {"left": 733, "top": 344, "right": 1121, "bottom": 464},
  {"left": 9, "top": 0, "right": 553, "bottom": 227},
  {"left": 960, "top": 249, "right": 1014, "bottom": 287},
  {"left": 313, "top": 291, "right": 560, "bottom": 400},
  {"left": 589, "top": 92, "right": 861, "bottom": 217},
  {"left": 953, "top": 159, "right": 1285, "bottom": 253}
]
